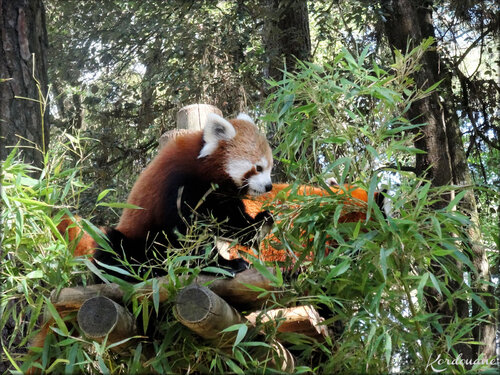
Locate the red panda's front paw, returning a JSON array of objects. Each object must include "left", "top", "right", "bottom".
[
  {"left": 255, "top": 210, "right": 274, "bottom": 242},
  {"left": 255, "top": 210, "right": 274, "bottom": 227}
]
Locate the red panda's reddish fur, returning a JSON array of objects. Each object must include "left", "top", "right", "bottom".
[
  {"left": 116, "top": 132, "right": 205, "bottom": 238},
  {"left": 116, "top": 118, "right": 272, "bottom": 240},
  {"left": 56, "top": 215, "right": 98, "bottom": 257}
]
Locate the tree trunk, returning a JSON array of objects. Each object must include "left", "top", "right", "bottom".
[
  {"left": 381, "top": 0, "right": 452, "bottom": 190},
  {"left": 263, "top": 0, "right": 311, "bottom": 81},
  {"left": 0, "top": 0, "right": 49, "bottom": 168},
  {"left": 137, "top": 38, "right": 162, "bottom": 132},
  {"left": 262, "top": 0, "right": 311, "bottom": 181},
  {"left": 380, "top": 0, "right": 496, "bottom": 363}
]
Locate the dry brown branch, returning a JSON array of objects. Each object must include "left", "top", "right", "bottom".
[{"left": 246, "top": 305, "right": 330, "bottom": 339}]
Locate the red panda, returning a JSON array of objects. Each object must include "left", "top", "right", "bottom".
[
  {"left": 70, "top": 113, "right": 274, "bottom": 279},
  {"left": 27, "top": 114, "right": 273, "bottom": 369}
]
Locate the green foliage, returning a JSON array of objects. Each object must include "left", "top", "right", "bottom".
[
  {"left": 258, "top": 41, "right": 498, "bottom": 373},
  {"left": 268, "top": 180, "right": 496, "bottom": 373},
  {"left": 0, "top": 142, "right": 90, "bottom": 372},
  {"left": 265, "top": 39, "right": 436, "bottom": 183}
]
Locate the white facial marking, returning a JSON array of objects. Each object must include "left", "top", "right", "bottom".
[
  {"left": 226, "top": 159, "right": 253, "bottom": 186},
  {"left": 226, "top": 156, "right": 273, "bottom": 195},
  {"left": 247, "top": 157, "right": 273, "bottom": 196},
  {"left": 257, "top": 156, "right": 268, "bottom": 170},
  {"left": 247, "top": 169, "right": 272, "bottom": 195}
]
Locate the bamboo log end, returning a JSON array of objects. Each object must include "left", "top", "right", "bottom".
[
  {"left": 175, "top": 285, "right": 213, "bottom": 323},
  {"left": 77, "top": 296, "right": 119, "bottom": 338},
  {"left": 77, "top": 296, "right": 135, "bottom": 346}
]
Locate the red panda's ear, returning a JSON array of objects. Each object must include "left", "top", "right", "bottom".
[
  {"left": 326, "top": 176, "right": 339, "bottom": 186},
  {"left": 236, "top": 113, "right": 255, "bottom": 124},
  {"left": 198, "top": 113, "right": 236, "bottom": 158}
]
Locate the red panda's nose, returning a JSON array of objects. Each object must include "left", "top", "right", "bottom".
[{"left": 265, "top": 184, "right": 273, "bottom": 192}]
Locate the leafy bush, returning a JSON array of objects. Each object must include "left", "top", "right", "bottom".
[
  {"left": 265, "top": 39, "right": 439, "bottom": 183},
  {"left": 1, "top": 140, "right": 90, "bottom": 372}
]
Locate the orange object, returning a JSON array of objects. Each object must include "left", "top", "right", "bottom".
[
  {"left": 56, "top": 215, "right": 99, "bottom": 257},
  {"left": 225, "top": 183, "right": 373, "bottom": 263}
]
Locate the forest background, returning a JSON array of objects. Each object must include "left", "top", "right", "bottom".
[{"left": 1, "top": 0, "right": 499, "bottom": 373}]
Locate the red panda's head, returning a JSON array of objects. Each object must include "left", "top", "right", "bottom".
[{"left": 198, "top": 113, "right": 273, "bottom": 196}]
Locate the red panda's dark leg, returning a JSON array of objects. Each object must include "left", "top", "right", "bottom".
[
  {"left": 375, "top": 189, "right": 390, "bottom": 218},
  {"left": 212, "top": 256, "right": 250, "bottom": 275},
  {"left": 91, "top": 228, "right": 166, "bottom": 282}
]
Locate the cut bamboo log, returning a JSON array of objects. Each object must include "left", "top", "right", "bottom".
[
  {"left": 175, "top": 284, "right": 295, "bottom": 372},
  {"left": 175, "top": 284, "right": 243, "bottom": 343},
  {"left": 246, "top": 305, "right": 330, "bottom": 340},
  {"left": 193, "top": 267, "right": 275, "bottom": 309},
  {"left": 50, "top": 267, "right": 276, "bottom": 310},
  {"left": 49, "top": 283, "right": 125, "bottom": 309},
  {"left": 77, "top": 296, "right": 135, "bottom": 349}
]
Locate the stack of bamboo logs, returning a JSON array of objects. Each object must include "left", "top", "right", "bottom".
[{"left": 51, "top": 267, "right": 329, "bottom": 373}]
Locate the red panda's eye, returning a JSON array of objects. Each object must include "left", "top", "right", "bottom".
[{"left": 256, "top": 165, "right": 263, "bottom": 172}]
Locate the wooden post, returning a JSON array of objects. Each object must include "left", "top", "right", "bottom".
[
  {"left": 77, "top": 296, "right": 135, "bottom": 349},
  {"left": 159, "top": 104, "right": 222, "bottom": 149},
  {"left": 176, "top": 104, "right": 222, "bottom": 131}
]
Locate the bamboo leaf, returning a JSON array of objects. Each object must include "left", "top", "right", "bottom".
[
  {"left": 44, "top": 297, "right": 69, "bottom": 336},
  {"left": 417, "top": 272, "right": 430, "bottom": 305}
]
